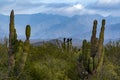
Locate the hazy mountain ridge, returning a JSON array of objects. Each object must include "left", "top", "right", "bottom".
[
  {"left": 32, "top": 38, "right": 82, "bottom": 48},
  {"left": 0, "top": 13, "right": 120, "bottom": 40}
]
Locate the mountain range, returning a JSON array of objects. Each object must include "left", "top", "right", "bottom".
[{"left": 0, "top": 13, "right": 120, "bottom": 41}]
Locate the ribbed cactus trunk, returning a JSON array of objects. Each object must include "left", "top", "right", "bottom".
[
  {"left": 90, "top": 20, "right": 98, "bottom": 70},
  {"left": 90, "top": 20, "right": 97, "bottom": 57},
  {"left": 82, "top": 40, "right": 90, "bottom": 71},
  {"left": 82, "top": 40, "right": 87, "bottom": 61},
  {"left": 8, "top": 10, "right": 16, "bottom": 74},
  {"left": 95, "top": 19, "right": 105, "bottom": 75},
  {"left": 13, "top": 41, "right": 23, "bottom": 77},
  {"left": 18, "top": 40, "right": 29, "bottom": 75},
  {"left": 97, "top": 19, "right": 105, "bottom": 61}
]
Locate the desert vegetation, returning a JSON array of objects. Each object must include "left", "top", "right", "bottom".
[{"left": 0, "top": 10, "right": 120, "bottom": 80}]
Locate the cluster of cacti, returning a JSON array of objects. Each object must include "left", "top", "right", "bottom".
[
  {"left": 63, "top": 38, "right": 72, "bottom": 53},
  {"left": 8, "top": 10, "right": 31, "bottom": 78},
  {"left": 78, "top": 19, "right": 106, "bottom": 77}
]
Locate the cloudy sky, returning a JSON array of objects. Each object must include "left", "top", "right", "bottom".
[{"left": 0, "top": 0, "right": 120, "bottom": 17}]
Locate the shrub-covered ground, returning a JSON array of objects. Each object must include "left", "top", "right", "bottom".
[{"left": 0, "top": 41, "right": 120, "bottom": 80}]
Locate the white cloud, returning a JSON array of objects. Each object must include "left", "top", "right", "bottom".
[
  {"left": 65, "top": 4, "right": 84, "bottom": 13},
  {"left": 40, "top": 3, "right": 85, "bottom": 16},
  {"left": 0, "top": 0, "right": 120, "bottom": 17},
  {"left": 0, "top": 2, "right": 85, "bottom": 16},
  {"left": 73, "top": 4, "right": 84, "bottom": 10}
]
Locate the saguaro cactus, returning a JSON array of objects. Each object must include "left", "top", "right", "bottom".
[
  {"left": 14, "top": 25, "right": 31, "bottom": 78},
  {"left": 25, "top": 25, "right": 31, "bottom": 41},
  {"left": 82, "top": 40, "right": 90, "bottom": 70},
  {"left": 69, "top": 38, "right": 72, "bottom": 52},
  {"left": 69, "top": 38, "right": 72, "bottom": 45},
  {"left": 8, "top": 10, "right": 32, "bottom": 78},
  {"left": 78, "top": 19, "right": 106, "bottom": 78},
  {"left": 63, "top": 38, "right": 66, "bottom": 44},
  {"left": 96, "top": 19, "right": 105, "bottom": 73},
  {"left": 63, "top": 38, "right": 66, "bottom": 50},
  {"left": 90, "top": 20, "right": 99, "bottom": 70},
  {"left": 67, "top": 38, "right": 70, "bottom": 53},
  {"left": 19, "top": 25, "right": 31, "bottom": 74},
  {"left": 8, "top": 10, "right": 16, "bottom": 74},
  {"left": 14, "top": 40, "right": 23, "bottom": 77},
  {"left": 97, "top": 19, "right": 105, "bottom": 60},
  {"left": 82, "top": 40, "right": 87, "bottom": 60},
  {"left": 89, "top": 57, "right": 93, "bottom": 73},
  {"left": 90, "top": 20, "right": 98, "bottom": 57}
]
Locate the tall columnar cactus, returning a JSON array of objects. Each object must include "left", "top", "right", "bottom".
[
  {"left": 63, "top": 38, "right": 66, "bottom": 50},
  {"left": 78, "top": 19, "right": 106, "bottom": 78},
  {"left": 82, "top": 40, "right": 90, "bottom": 71},
  {"left": 67, "top": 38, "right": 70, "bottom": 53},
  {"left": 90, "top": 20, "right": 98, "bottom": 57},
  {"left": 96, "top": 19, "right": 105, "bottom": 73},
  {"left": 18, "top": 25, "right": 31, "bottom": 75},
  {"left": 14, "top": 29, "right": 17, "bottom": 41},
  {"left": 13, "top": 25, "right": 31, "bottom": 78},
  {"left": 63, "top": 38, "right": 66, "bottom": 44},
  {"left": 90, "top": 20, "right": 99, "bottom": 70},
  {"left": 97, "top": 19, "right": 105, "bottom": 60},
  {"left": 25, "top": 25, "right": 31, "bottom": 41},
  {"left": 14, "top": 40, "right": 24, "bottom": 77},
  {"left": 82, "top": 40, "right": 87, "bottom": 60},
  {"left": 69, "top": 38, "right": 72, "bottom": 52},
  {"left": 8, "top": 10, "right": 16, "bottom": 74},
  {"left": 8, "top": 10, "right": 32, "bottom": 78},
  {"left": 69, "top": 38, "right": 72, "bottom": 45},
  {"left": 89, "top": 57, "right": 93, "bottom": 73}
]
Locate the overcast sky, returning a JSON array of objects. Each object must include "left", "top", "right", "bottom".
[{"left": 0, "top": 0, "right": 120, "bottom": 16}]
